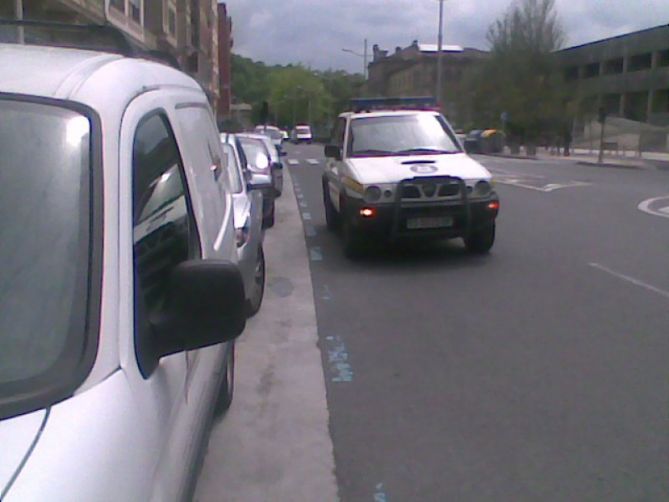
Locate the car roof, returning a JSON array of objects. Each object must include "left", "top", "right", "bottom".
[
  {"left": 0, "top": 43, "right": 202, "bottom": 107},
  {"left": 339, "top": 110, "right": 440, "bottom": 120}
]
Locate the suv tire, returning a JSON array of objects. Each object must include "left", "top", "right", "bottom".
[{"left": 465, "top": 222, "right": 495, "bottom": 254}]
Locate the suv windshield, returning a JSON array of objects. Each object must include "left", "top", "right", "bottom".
[
  {"left": 0, "top": 99, "right": 94, "bottom": 415},
  {"left": 349, "top": 114, "right": 461, "bottom": 157}
]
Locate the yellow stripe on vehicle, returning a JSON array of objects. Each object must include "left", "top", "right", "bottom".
[{"left": 343, "top": 176, "right": 364, "bottom": 194}]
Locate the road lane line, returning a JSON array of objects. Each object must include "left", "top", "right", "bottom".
[
  {"left": 287, "top": 159, "right": 299, "bottom": 165},
  {"left": 304, "top": 224, "right": 317, "bottom": 237},
  {"left": 306, "top": 158, "right": 319, "bottom": 165},
  {"left": 325, "top": 335, "right": 353, "bottom": 382},
  {"left": 302, "top": 212, "right": 312, "bottom": 220},
  {"left": 589, "top": 262, "right": 669, "bottom": 301},
  {"left": 638, "top": 195, "right": 669, "bottom": 219}
]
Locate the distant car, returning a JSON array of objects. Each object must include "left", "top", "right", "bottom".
[
  {"left": 0, "top": 30, "right": 247, "bottom": 502},
  {"left": 254, "top": 124, "right": 284, "bottom": 151},
  {"left": 238, "top": 132, "right": 284, "bottom": 197},
  {"left": 220, "top": 137, "right": 271, "bottom": 316},
  {"left": 281, "top": 129, "right": 289, "bottom": 141},
  {"left": 322, "top": 103, "right": 499, "bottom": 257},
  {"left": 226, "top": 133, "right": 276, "bottom": 228},
  {"left": 291, "top": 124, "right": 313, "bottom": 144}
]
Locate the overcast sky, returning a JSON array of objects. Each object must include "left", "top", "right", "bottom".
[{"left": 221, "top": 0, "right": 669, "bottom": 73}]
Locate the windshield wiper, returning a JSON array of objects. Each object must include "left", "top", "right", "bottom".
[{"left": 394, "top": 147, "right": 459, "bottom": 155}]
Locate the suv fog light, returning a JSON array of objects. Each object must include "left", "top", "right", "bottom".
[{"left": 359, "top": 207, "right": 377, "bottom": 218}]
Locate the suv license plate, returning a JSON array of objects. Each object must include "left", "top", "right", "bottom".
[{"left": 406, "top": 216, "right": 453, "bottom": 229}]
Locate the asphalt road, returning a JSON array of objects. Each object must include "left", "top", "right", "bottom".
[{"left": 284, "top": 143, "right": 669, "bottom": 501}]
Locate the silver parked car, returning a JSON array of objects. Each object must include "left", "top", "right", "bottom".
[
  {"left": 0, "top": 24, "right": 246, "bottom": 502},
  {"left": 220, "top": 135, "right": 272, "bottom": 316},
  {"left": 239, "top": 132, "right": 284, "bottom": 197}
]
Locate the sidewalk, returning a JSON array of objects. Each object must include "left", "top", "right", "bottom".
[
  {"left": 484, "top": 146, "right": 669, "bottom": 170},
  {"left": 194, "top": 169, "right": 338, "bottom": 502}
]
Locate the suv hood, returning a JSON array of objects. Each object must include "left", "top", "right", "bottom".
[
  {"left": 0, "top": 409, "right": 48, "bottom": 496},
  {"left": 348, "top": 153, "right": 491, "bottom": 184}
]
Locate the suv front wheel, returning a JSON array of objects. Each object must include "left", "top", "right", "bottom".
[{"left": 464, "top": 222, "right": 496, "bottom": 254}]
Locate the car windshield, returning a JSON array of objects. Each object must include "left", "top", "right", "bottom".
[
  {"left": 222, "top": 143, "right": 243, "bottom": 193},
  {"left": 349, "top": 114, "right": 461, "bottom": 157},
  {"left": 0, "top": 99, "right": 92, "bottom": 406},
  {"left": 240, "top": 138, "right": 270, "bottom": 171}
]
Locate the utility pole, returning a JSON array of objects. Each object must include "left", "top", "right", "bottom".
[
  {"left": 363, "top": 38, "right": 368, "bottom": 79},
  {"left": 15, "top": 0, "right": 24, "bottom": 44},
  {"left": 436, "top": 0, "right": 444, "bottom": 110}
]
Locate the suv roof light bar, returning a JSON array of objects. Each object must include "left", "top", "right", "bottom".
[
  {"left": 350, "top": 96, "right": 438, "bottom": 113},
  {"left": 0, "top": 19, "right": 180, "bottom": 69}
]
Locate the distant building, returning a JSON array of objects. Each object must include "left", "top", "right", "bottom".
[
  {"left": 0, "top": 0, "right": 220, "bottom": 110},
  {"left": 366, "top": 40, "right": 489, "bottom": 126},
  {"left": 217, "top": 2, "right": 233, "bottom": 120},
  {"left": 558, "top": 24, "right": 669, "bottom": 126}
]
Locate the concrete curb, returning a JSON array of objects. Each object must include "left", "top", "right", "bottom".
[
  {"left": 576, "top": 160, "right": 645, "bottom": 170},
  {"left": 195, "top": 168, "right": 339, "bottom": 502}
]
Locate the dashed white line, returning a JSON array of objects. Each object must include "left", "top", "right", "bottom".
[
  {"left": 287, "top": 159, "right": 299, "bottom": 166},
  {"left": 306, "top": 158, "right": 319, "bottom": 165},
  {"left": 589, "top": 262, "right": 669, "bottom": 301},
  {"left": 302, "top": 212, "right": 312, "bottom": 221}
]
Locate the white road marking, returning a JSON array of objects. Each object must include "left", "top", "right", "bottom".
[
  {"left": 309, "top": 247, "right": 323, "bottom": 261},
  {"left": 287, "top": 159, "right": 299, "bottom": 165},
  {"left": 494, "top": 177, "right": 589, "bottom": 192},
  {"left": 306, "top": 158, "right": 319, "bottom": 165},
  {"left": 638, "top": 195, "right": 669, "bottom": 219},
  {"left": 302, "top": 212, "right": 312, "bottom": 221},
  {"left": 589, "top": 262, "right": 669, "bottom": 301}
]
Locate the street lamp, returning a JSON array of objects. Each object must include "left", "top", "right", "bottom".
[
  {"left": 341, "top": 38, "right": 368, "bottom": 78},
  {"left": 436, "top": 0, "right": 445, "bottom": 109}
]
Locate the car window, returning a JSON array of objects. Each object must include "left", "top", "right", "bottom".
[
  {"left": 240, "top": 137, "right": 270, "bottom": 169},
  {"left": 0, "top": 99, "right": 95, "bottom": 415},
  {"left": 332, "top": 117, "right": 346, "bottom": 147},
  {"left": 222, "top": 142, "right": 243, "bottom": 193},
  {"left": 132, "top": 113, "right": 199, "bottom": 374}
]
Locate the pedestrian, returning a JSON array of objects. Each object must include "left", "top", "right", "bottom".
[{"left": 563, "top": 126, "right": 572, "bottom": 157}]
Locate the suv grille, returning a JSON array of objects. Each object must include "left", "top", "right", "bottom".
[{"left": 401, "top": 179, "right": 462, "bottom": 200}]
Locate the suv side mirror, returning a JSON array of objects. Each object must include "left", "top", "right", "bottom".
[
  {"left": 324, "top": 144, "right": 342, "bottom": 160},
  {"left": 151, "top": 260, "right": 246, "bottom": 359}
]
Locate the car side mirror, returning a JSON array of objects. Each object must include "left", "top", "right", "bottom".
[
  {"left": 151, "top": 260, "right": 246, "bottom": 359},
  {"left": 247, "top": 171, "right": 273, "bottom": 191},
  {"left": 324, "top": 144, "right": 342, "bottom": 160}
]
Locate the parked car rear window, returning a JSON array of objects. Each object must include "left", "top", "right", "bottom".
[{"left": 0, "top": 100, "right": 92, "bottom": 403}]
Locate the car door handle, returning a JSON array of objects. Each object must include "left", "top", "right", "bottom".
[{"left": 210, "top": 163, "right": 222, "bottom": 180}]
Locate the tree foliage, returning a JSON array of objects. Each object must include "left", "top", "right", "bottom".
[
  {"left": 464, "top": 0, "right": 567, "bottom": 145},
  {"left": 230, "top": 54, "right": 363, "bottom": 131}
]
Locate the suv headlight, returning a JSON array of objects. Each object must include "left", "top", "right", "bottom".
[
  {"left": 473, "top": 180, "right": 492, "bottom": 197},
  {"left": 364, "top": 185, "right": 382, "bottom": 202}
]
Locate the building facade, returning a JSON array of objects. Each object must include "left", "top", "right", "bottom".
[
  {"left": 217, "top": 2, "right": 232, "bottom": 120},
  {"left": 1, "top": 0, "right": 220, "bottom": 109},
  {"left": 559, "top": 24, "right": 669, "bottom": 126},
  {"left": 366, "top": 40, "right": 489, "bottom": 127}
]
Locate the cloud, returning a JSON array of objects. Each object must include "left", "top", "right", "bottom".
[{"left": 221, "top": 0, "right": 669, "bottom": 72}]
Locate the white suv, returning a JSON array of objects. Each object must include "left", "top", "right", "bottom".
[
  {"left": 322, "top": 105, "right": 500, "bottom": 256},
  {"left": 0, "top": 26, "right": 246, "bottom": 502}
]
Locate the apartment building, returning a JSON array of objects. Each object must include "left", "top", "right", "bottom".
[{"left": 1, "top": 0, "right": 220, "bottom": 110}]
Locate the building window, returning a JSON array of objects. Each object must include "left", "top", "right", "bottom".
[
  {"left": 602, "top": 58, "right": 624, "bottom": 75},
  {"left": 110, "top": 0, "right": 125, "bottom": 13},
  {"left": 129, "top": 0, "right": 141, "bottom": 24},
  {"left": 657, "top": 49, "right": 669, "bottom": 68},
  {"left": 168, "top": 8, "right": 176, "bottom": 36},
  {"left": 628, "top": 53, "right": 652, "bottom": 72}
]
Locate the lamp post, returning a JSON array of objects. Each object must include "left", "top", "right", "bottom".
[
  {"left": 436, "top": 0, "right": 445, "bottom": 109},
  {"left": 341, "top": 38, "right": 368, "bottom": 78},
  {"left": 15, "top": 0, "right": 24, "bottom": 44}
]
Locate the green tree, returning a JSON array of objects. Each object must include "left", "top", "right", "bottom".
[{"left": 465, "top": 0, "right": 567, "bottom": 152}]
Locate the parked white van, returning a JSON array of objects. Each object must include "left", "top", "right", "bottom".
[{"left": 0, "top": 24, "right": 246, "bottom": 502}]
